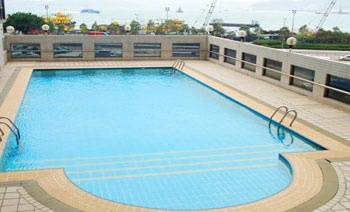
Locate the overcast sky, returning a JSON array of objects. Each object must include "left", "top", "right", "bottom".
[
  {"left": 6, "top": 0, "right": 349, "bottom": 31},
  {"left": 6, "top": 0, "right": 303, "bottom": 14}
]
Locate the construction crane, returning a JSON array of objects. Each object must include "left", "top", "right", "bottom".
[
  {"left": 316, "top": 0, "right": 337, "bottom": 31},
  {"left": 202, "top": 0, "right": 218, "bottom": 29}
]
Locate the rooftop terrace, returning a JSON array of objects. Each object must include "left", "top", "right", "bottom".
[{"left": 0, "top": 34, "right": 349, "bottom": 211}]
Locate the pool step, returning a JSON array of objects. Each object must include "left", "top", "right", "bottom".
[{"left": 5, "top": 143, "right": 304, "bottom": 181}]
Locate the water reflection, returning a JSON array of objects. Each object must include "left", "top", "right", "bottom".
[{"left": 269, "top": 124, "right": 294, "bottom": 147}]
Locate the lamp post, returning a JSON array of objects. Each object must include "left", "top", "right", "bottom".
[
  {"left": 291, "top": 8, "right": 296, "bottom": 34},
  {"left": 286, "top": 37, "right": 297, "bottom": 52},
  {"left": 207, "top": 25, "right": 213, "bottom": 35},
  {"left": 45, "top": 5, "right": 49, "bottom": 19},
  {"left": 281, "top": 18, "right": 287, "bottom": 49},
  {"left": 6, "top": 26, "right": 15, "bottom": 35},
  {"left": 124, "top": 24, "right": 131, "bottom": 35},
  {"left": 238, "top": 30, "right": 247, "bottom": 42},
  {"left": 165, "top": 7, "right": 170, "bottom": 20},
  {"left": 42, "top": 24, "right": 50, "bottom": 35}
]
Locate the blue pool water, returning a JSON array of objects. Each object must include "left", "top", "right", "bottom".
[{"left": 1, "top": 68, "right": 323, "bottom": 210}]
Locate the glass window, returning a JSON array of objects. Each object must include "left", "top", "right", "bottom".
[
  {"left": 326, "top": 75, "right": 350, "bottom": 104},
  {"left": 10, "top": 43, "right": 41, "bottom": 58},
  {"left": 290, "top": 66, "right": 315, "bottom": 91},
  {"left": 263, "top": 58, "right": 282, "bottom": 80},
  {"left": 172, "top": 43, "right": 200, "bottom": 57},
  {"left": 134, "top": 43, "right": 161, "bottom": 57},
  {"left": 242, "top": 53, "right": 257, "bottom": 72},
  {"left": 95, "top": 43, "right": 122, "bottom": 57},
  {"left": 53, "top": 43, "right": 82, "bottom": 58},
  {"left": 209, "top": 44, "right": 219, "bottom": 60},
  {"left": 224, "top": 48, "right": 236, "bottom": 65}
]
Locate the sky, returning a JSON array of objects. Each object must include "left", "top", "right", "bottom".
[
  {"left": 5, "top": 0, "right": 303, "bottom": 14},
  {"left": 5, "top": 0, "right": 349, "bottom": 32}
]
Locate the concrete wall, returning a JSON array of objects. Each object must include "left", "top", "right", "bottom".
[
  {"left": 207, "top": 36, "right": 350, "bottom": 107},
  {"left": 2, "top": 34, "right": 349, "bottom": 107},
  {"left": 0, "top": 24, "right": 6, "bottom": 71},
  {"left": 5, "top": 35, "right": 208, "bottom": 61}
]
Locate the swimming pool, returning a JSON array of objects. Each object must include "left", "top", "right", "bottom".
[{"left": 1, "top": 67, "right": 323, "bottom": 210}]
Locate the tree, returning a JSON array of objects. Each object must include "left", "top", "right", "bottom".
[
  {"left": 299, "top": 25, "right": 309, "bottom": 35},
  {"left": 91, "top": 21, "right": 99, "bottom": 31},
  {"left": 146, "top": 20, "right": 155, "bottom": 34},
  {"left": 130, "top": 20, "right": 141, "bottom": 35},
  {"left": 108, "top": 21, "right": 119, "bottom": 34},
  {"left": 179, "top": 23, "right": 190, "bottom": 35},
  {"left": 46, "top": 20, "right": 55, "bottom": 34},
  {"left": 239, "top": 26, "right": 251, "bottom": 36},
  {"left": 79, "top": 23, "right": 88, "bottom": 34},
  {"left": 212, "top": 22, "right": 225, "bottom": 37},
  {"left": 279, "top": 26, "right": 290, "bottom": 41},
  {"left": 57, "top": 23, "right": 65, "bottom": 34},
  {"left": 3, "top": 12, "right": 45, "bottom": 34}
]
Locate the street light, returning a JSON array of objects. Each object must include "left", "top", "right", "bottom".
[
  {"left": 45, "top": 5, "right": 49, "bottom": 19},
  {"left": 286, "top": 37, "right": 297, "bottom": 52},
  {"left": 6, "top": 26, "right": 15, "bottom": 34},
  {"left": 291, "top": 8, "right": 296, "bottom": 34},
  {"left": 238, "top": 30, "right": 247, "bottom": 42},
  {"left": 207, "top": 25, "right": 214, "bottom": 35},
  {"left": 165, "top": 7, "right": 170, "bottom": 20},
  {"left": 124, "top": 24, "right": 131, "bottom": 35},
  {"left": 42, "top": 24, "right": 50, "bottom": 35}
]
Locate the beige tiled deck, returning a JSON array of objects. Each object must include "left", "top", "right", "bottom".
[{"left": 0, "top": 60, "right": 349, "bottom": 211}]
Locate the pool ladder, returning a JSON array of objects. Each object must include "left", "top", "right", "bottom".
[
  {"left": 172, "top": 59, "right": 185, "bottom": 71},
  {"left": 0, "top": 116, "right": 21, "bottom": 145},
  {"left": 268, "top": 106, "right": 297, "bottom": 131}
]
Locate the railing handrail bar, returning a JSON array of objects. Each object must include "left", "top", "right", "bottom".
[
  {"left": 0, "top": 127, "right": 4, "bottom": 136},
  {"left": 279, "top": 109, "right": 298, "bottom": 127},
  {"left": 0, "top": 127, "right": 4, "bottom": 142},
  {"left": 209, "top": 50, "right": 350, "bottom": 96},
  {"left": 0, "top": 116, "right": 21, "bottom": 139},
  {"left": 268, "top": 106, "right": 288, "bottom": 127},
  {"left": 0, "top": 121, "right": 20, "bottom": 144}
]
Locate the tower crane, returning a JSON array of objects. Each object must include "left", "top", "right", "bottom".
[
  {"left": 316, "top": 0, "right": 337, "bottom": 31},
  {"left": 202, "top": 0, "right": 218, "bottom": 29}
]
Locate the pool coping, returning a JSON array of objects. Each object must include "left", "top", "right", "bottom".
[{"left": 0, "top": 61, "right": 350, "bottom": 211}]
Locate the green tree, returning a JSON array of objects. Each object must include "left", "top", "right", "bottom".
[
  {"left": 46, "top": 20, "right": 55, "bottom": 34},
  {"left": 3, "top": 12, "right": 45, "bottom": 34},
  {"left": 299, "top": 25, "right": 309, "bottom": 35},
  {"left": 155, "top": 23, "right": 168, "bottom": 35},
  {"left": 146, "top": 19, "right": 155, "bottom": 34},
  {"left": 239, "top": 26, "right": 251, "bottom": 37},
  {"left": 108, "top": 21, "right": 119, "bottom": 34},
  {"left": 130, "top": 20, "right": 141, "bottom": 35},
  {"left": 179, "top": 23, "right": 190, "bottom": 34},
  {"left": 79, "top": 23, "right": 88, "bottom": 34},
  {"left": 279, "top": 26, "right": 290, "bottom": 41},
  {"left": 57, "top": 23, "right": 65, "bottom": 34},
  {"left": 91, "top": 21, "right": 99, "bottom": 31},
  {"left": 212, "top": 22, "right": 225, "bottom": 36}
]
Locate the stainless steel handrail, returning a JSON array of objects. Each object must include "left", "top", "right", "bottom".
[
  {"left": 268, "top": 106, "right": 288, "bottom": 127},
  {"left": 0, "top": 116, "right": 21, "bottom": 145},
  {"left": 269, "top": 106, "right": 297, "bottom": 129},
  {"left": 278, "top": 110, "right": 298, "bottom": 127}
]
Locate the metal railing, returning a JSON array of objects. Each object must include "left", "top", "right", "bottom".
[
  {"left": 209, "top": 50, "right": 350, "bottom": 97},
  {"left": 268, "top": 106, "right": 297, "bottom": 129},
  {"left": 0, "top": 116, "right": 21, "bottom": 145}
]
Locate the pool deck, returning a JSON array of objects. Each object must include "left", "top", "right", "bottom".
[{"left": 0, "top": 60, "right": 349, "bottom": 211}]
